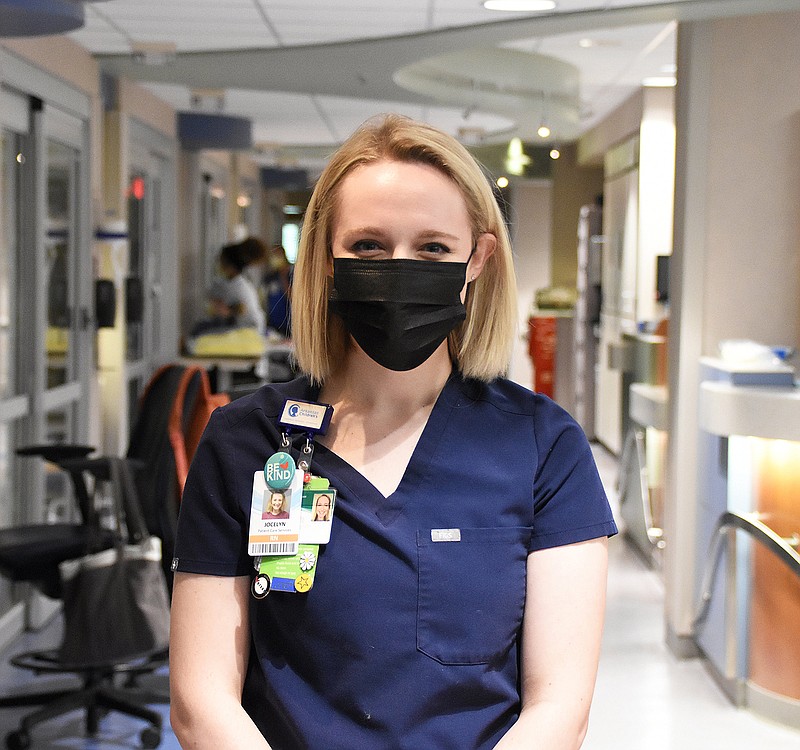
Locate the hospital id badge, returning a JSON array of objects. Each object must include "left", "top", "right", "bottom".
[{"left": 248, "top": 467, "right": 303, "bottom": 556}]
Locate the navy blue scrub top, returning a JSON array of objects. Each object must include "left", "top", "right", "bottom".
[{"left": 174, "top": 374, "right": 617, "bottom": 750}]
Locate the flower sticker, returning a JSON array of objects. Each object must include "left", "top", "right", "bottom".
[{"left": 298, "top": 551, "right": 317, "bottom": 571}]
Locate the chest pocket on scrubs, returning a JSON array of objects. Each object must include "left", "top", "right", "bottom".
[{"left": 416, "top": 527, "right": 530, "bottom": 665}]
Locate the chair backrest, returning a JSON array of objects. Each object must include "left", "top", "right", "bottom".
[
  {"left": 169, "top": 366, "right": 231, "bottom": 496},
  {"left": 126, "top": 364, "right": 229, "bottom": 582}
]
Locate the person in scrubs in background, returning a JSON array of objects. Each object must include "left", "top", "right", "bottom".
[
  {"left": 206, "top": 237, "right": 268, "bottom": 335},
  {"left": 170, "top": 113, "right": 617, "bottom": 749}
]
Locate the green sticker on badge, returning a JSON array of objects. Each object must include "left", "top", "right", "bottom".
[
  {"left": 258, "top": 543, "right": 320, "bottom": 593},
  {"left": 264, "top": 451, "right": 295, "bottom": 490}
]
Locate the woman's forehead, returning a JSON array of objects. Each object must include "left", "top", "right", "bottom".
[{"left": 334, "top": 160, "right": 471, "bottom": 231}]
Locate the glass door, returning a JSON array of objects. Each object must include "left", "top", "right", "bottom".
[
  {"left": 42, "top": 108, "right": 93, "bottom": 522},
  {"left": 125, "top": 134, "right": 173, "bottom": 420},
  {"left": 45, "top": 139, "right": 78, "bottom": 390},
  {"left": 201, "top": 168, "right": 228, "bottom": 295},
  {"left": 0, "top": 97, "right": 29, "bottom": 625}
]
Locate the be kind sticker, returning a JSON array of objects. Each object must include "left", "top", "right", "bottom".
[{"left": 264, "top": 451, "right": 295, "bottom": 490}]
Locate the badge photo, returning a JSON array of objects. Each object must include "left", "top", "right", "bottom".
[{"left": 300, "top": 488, "right": 337, "bottom": 545}]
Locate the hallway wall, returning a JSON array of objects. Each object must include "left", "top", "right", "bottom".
[
  {"left": 703, "top": 10, "right": 800, "bottom": 353},
  {"left": 508, "top": 180, "right": 552, "bottom": 389},
  {"left": 666, "top": 7, "right": 800, "bottom": 650}
]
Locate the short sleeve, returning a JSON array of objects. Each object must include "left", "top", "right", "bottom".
[
  {"left": 172, "top": 407, "right": 253, "bottom": 576},
  {"left": 529, "top": 398, "right": 618, "bottom": 552}
]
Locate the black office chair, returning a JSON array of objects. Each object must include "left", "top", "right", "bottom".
[
  {"left": 0, "top": 444, "right": 115, "bottom": 599},
  {"left": 0, "top": 364, "right": 216, "bottom": 749}
]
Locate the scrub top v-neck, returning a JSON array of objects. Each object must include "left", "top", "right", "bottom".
[
  {"left": 174, "top": 374, "right": 617, "bottom": 750},
  {"left": 308, "top": 374, "right": 456, "bottom": 526}
]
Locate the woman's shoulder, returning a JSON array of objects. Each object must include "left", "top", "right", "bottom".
[
  {"left": 212, "top": 375, "right": 313, "bottom": 426},
  {"left": 456, "top": 375, "right": 586, "bottom": 446},
  {"left": 457, "top": 375, "right": 566, "bottom": 417}
]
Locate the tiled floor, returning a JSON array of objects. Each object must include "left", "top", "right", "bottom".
[{"left": 0, "top": 445, "right": 798, "bottom": 748}]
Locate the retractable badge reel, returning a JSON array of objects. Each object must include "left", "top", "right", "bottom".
[{"left": 251, "top": 398, "right": 335, "bottom": 599}]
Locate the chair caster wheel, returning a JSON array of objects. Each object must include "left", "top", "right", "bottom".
[
  {"left": 140, "top": 726, "right": 161, "bottom": 748},
  {"left": 6, "top": 730, "right": 30, "bottom": 750}
]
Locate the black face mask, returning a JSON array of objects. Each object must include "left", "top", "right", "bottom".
[{"left": 328, "top": 257, "right": 468, "bottom": 371}]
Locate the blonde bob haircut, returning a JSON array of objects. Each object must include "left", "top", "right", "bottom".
[{"left": 292, "top": 113, "right": 518, "bottom": 383}]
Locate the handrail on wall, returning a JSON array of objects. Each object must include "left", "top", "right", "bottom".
[
  {"left": 693, "top": 510, "right": 800, "bottom": 631},
  {"left": 618, "top": 426, "right": 663, "bottom": 546}
]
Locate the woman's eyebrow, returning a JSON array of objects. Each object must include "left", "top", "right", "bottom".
[{"left": 341, "top": 226, "right": 463, "bottom": 242}]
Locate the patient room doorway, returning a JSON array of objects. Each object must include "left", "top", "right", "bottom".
[
  {"left": 0, "top": 54, "right": 94, "bottom": 638},
  {"left": 124, "top": 122, "right": 177, "bottom": 424}
]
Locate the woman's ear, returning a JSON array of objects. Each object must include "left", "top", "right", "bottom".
[{"left": 467, "top": 233, "right": 497, "bottom": 282}]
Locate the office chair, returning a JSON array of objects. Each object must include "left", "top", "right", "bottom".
[{"left": 0, "top": 364, "right": 224, "bottom": 749}]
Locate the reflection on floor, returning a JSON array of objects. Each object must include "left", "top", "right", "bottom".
[{"left": 0, "top": 445, "right": 798, "bottom": 748}]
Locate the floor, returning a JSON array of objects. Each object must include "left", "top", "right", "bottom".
[{"left": 0, "top": 446, "right": 798, "bottom": 748}]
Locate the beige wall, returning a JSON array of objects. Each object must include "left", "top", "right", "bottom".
[
  {"left": 508, "top": 180, "right": 552, "bottom": 389},
  {"left": 119, "top": 77, "right": 176, "bottom": 138},
  {"left": 0, "top": 35, "right": 99, "bottom": 98},
  {"left": 578, "top": 89, "right": 644, "bottom": 167},
  {"left": 702, "top": 10, "right": 800, "bottom": 353},
  {"left": 550, "top": 143, "right": 605, "bottom": 288}
]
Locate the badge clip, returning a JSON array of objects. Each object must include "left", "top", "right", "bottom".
[{"left": 279, "top": 398, "right": 333, "bottom": 436}]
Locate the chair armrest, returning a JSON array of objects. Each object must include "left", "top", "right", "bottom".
[
  {"left": 16, "top": 444, "right": 95, "bottom": 464},
  {"left": 58, "top": 456, "right": 146, "bottom": 482}
]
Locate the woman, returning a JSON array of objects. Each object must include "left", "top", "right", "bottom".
[
  {"left": 311, "top": 493, "right": 332, "bottom": 522},
  {"left": 263, "top": 491, "right": 289, "bottom": 520},
  {"left": 170, "top": 114, "right": 616, "bottom": 749}
]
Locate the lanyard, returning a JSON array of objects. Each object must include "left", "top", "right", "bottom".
[{"left": 251, "top": 399, "right": 334, "bottom": 598}]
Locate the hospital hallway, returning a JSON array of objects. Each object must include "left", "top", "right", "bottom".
[{"left": 0, "top": 447, "right": 799, "bottom": 748}]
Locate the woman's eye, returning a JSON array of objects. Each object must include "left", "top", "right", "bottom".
[
  {"left": 420, "top": 243, "right": 451, "bottom": 256},
  {"left": 351, "top": 240, "right": 383, "bottom": 255}
]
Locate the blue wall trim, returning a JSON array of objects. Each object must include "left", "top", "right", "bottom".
[
  {"left": 177, "top": 112, "right": 252, "bottom": 151},
  {"left": 261, "top": 167, "right": 309, "bottom": 190},
  {"left": 0, "top": 0, "right": 84, "bottom": 37}
]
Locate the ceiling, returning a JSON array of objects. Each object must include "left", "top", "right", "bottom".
[{"left": 64, "top": 0, "right": 800, "bottom": 170}]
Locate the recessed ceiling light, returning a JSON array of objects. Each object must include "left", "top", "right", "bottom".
[
  {"left": 483, "top": 1, "right": 556, "bottom": 12},
  {"left": 578, "top": 38, "right": 595, "bottom": 48}
]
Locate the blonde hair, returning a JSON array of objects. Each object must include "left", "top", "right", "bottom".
[{"left": 292, "top": 113, "right": 518, "bottom": 383}]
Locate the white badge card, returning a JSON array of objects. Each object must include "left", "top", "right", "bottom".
[
  {"left": 248, "top": 469, "right": 303, "bottom": 556},
  {"left": 299, "top": 487, "right": 337, "bottom": 545}
]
